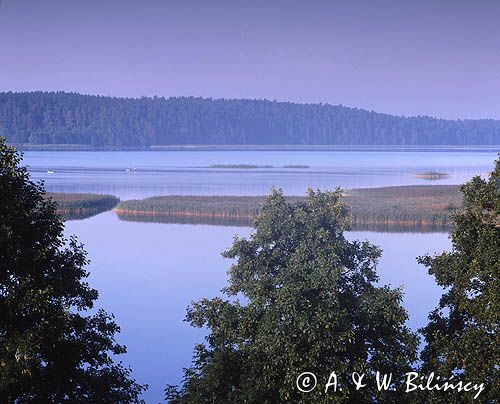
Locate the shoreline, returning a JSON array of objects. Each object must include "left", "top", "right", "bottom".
[{"left": 11, "top": 143, "right": 500, "bottom": 152}]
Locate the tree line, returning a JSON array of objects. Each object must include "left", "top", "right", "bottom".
[{"left": 2, "top": 91, "right": 500, "bottom": 146}]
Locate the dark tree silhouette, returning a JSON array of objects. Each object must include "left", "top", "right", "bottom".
[
  {"left": 418, "top": 156, "right": 499, "bottom": 403},
  {"left": 165, "top": 189, "right": 418, "bottom": 403},
  {"left": 0, "top": 138, "right": 146, "bottom": 402}
]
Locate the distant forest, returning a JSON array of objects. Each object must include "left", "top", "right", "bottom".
[{"left": 1, "top": 91, "right": 500, "bottom": 146}]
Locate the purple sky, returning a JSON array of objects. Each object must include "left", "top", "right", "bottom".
[{"left": 1, "top": 0, "right": 499, "bottom": 119}]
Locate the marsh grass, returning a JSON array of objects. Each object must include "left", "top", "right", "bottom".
[
  {"left": 115, "top": 185, "right": 462, "bottom": 230},
  {"left": 47, "top": 193, "right": 119, "bottom": 220}
]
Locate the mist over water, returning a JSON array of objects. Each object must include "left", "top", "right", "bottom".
[{"left": 25, "top": 148, "right": 496, "bottom": 199}]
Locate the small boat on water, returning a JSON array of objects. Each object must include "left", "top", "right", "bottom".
[{"left": 47, "top": 170, "right": 55, "bottom": 174}]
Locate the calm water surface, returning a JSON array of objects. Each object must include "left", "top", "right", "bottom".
[
  {"left": 65, "top": 212, "right": 450, "bottom": 402},
  {"left": 38, "top": 149, "right": 496, "bottom": 402},
  {"left": 24, "top": 149, "right": 497, "bottom": 198}
]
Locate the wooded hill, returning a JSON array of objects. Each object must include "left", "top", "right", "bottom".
[{"left": 2, "top": 92, "right": 500, "bottom": 147}]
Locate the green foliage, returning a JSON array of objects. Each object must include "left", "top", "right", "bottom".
[
  {"left": 165, "top": 189, "right": 418, "bottom": 403},
  {"left": 2, "top": 92, "right": 500, "bottom": 146},
  {"left": 0, "top": 139, "right": 145, "bottom": 402},
  {"left": 418, "top": 157, "right": 500, "bottom": 402}
]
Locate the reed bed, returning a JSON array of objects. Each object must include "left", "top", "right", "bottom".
[
  {"left": 47, "top": 193, "right": 119, "bottom": 220},
  {"left": 115, "top": 185, "right": 462, "bottom": 231},
  {"left": 414, "top": 171, "right": 450, "bottom": 180}
]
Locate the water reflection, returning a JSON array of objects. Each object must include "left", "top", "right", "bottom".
[
  {"left": 64, "top": 211, "right": 449, "bottom": 402},
  {"left": 116, "top": 212, "right": 451, "bottom": 233}
]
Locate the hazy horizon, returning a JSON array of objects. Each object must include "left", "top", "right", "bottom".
[{"left": 1, "top": 0, "right": 499, "bottom": 120}]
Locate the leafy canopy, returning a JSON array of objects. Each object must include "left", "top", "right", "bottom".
[
  {"left": 418, "top": 156, "right": 500, "bottom": 403},
  {"left": 166, "top": 188, "right": 418, "bottom": 403},
  {"left": 0, "top": 138, "right": 145, "bottom": 402}
]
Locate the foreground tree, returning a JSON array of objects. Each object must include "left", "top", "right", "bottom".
[
  {"left": 166, "top": 189, "right": 418, "bottom": 403},
  {"left": 0, "top": 139, "right": 145, "bottom": 402},
  {"left": 418, "top": 157, "right": 499, "bottom": 403}
]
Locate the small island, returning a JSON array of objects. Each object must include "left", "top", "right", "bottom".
[
  {"left": 46, "top": 193, "right": 119, "bottom": 220},
  {"left": 414, "top": 171, "right": 450, "bottom": 180},
  {"left": 209, "top": 164, "right": 310, "bottom": 169},
  {"left": 114, "top": 185, "right": 463, "bottom": 231},
  {"left": 210, "top": 164, "right": 273, "bottom": 169}
]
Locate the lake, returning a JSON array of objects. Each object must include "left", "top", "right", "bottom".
[
  {"left": 64, "top": 212, "right": 450, "bottom": 403},
  {"left": 23, "top": 148, "right": 496, "bottom": 198},
  {"left": 24, "top": 148, "right": 498, "bottom": 402}
]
